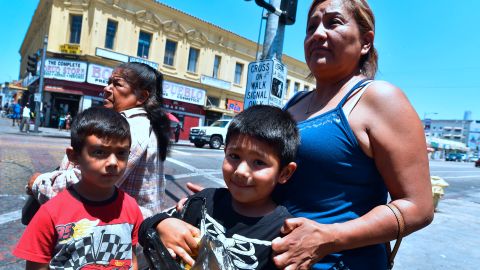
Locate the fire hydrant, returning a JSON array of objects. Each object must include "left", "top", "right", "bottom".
[{"left": 431, "top": 176, "right": 449, "bottom": 210}]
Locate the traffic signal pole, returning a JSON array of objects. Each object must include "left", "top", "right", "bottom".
[
  {"left": 34, "top": 35, "right": 48, "bottom": 132},
  {"left": 261, "top": 0, "right": 285, "bottom": 60}
]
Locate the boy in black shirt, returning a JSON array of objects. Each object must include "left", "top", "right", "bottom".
[{"left": 139, "top": 105, "right": 299, "bottom": 270}]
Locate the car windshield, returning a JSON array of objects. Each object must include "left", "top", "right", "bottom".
[{"left": 210, "top": 121, "right": 229, "bottom": 128}]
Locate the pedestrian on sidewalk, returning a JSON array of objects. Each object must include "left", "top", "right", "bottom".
[
  {"left": 19, "top": 103, "right": 31, "bottom": 133},
  {"left": 65, "top": 112, "right": 72, "bottom": 131},
  {"left": 58, "top": 113, "right": 65, "bottom": 131},
  {"left": 174, "top": 122, "right": 183, "bottom": 143},
  {"left": 12, "top": 102, "right": 21, "bottom": 126}
]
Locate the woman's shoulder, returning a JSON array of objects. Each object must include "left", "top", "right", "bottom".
[{"left": 360, "top": 80, "right": 411, "bottom": 110}]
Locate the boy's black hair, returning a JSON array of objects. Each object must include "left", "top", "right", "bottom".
[
  {"left": 225, "top": 105, "right": 299, "bottom": 167},
  {"left": 70, "top": 107, "right": 131, "bottom": 152}
]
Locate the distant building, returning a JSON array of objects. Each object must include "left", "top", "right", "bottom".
[{"left": 19, "top": 0, "right": 314, "bottom": 138}]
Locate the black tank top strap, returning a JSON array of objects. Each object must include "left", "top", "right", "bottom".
[{"left": 337, "top": 78, "right": 372, "bottom": 108}]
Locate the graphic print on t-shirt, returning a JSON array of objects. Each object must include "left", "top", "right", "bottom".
[
  {"left": 204, "top": 213, "right": 272, "bottom": 270},
  {"left": 50, "top": 218, "right": 134, "bottom": 269}
]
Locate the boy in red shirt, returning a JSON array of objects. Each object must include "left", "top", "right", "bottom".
[{"left": 14, "top": 107, "right": 143, "bottom": 270}]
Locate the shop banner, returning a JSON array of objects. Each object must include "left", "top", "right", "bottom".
[
  {"left": 227, "top": 99, "right": 243, "bottom": 112},
  {"left": 87, "top": 64, "right": 113, "bottom": 86},
  {"left": 163, "top": 81, "right": 206, "bottom": 106},
  {"left": 44, "top": 58, "right": 87, "bottom": 83}
]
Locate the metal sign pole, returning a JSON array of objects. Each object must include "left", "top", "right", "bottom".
[{"left": 34, "top": 35, "right": 48, "bottom": 132}]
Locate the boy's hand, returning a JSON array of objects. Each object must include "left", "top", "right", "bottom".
[{"left": 156, "top": 218, "right": 201, "bottom": 266}]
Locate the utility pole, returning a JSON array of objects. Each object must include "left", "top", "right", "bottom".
[
  {"left": 243, "top": 0, "right": 297, "bottom": 109},
  {"left": 34, "top": 35, "right": 48, "bottom": 132},
  {"left": 260, "top": 0, "right": 284, "bottom": 60}
]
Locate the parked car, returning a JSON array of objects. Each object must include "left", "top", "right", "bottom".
[
  {"left": 475, "top": 159, "right": 480, "bottom": 167},
  {"left": 189, "top": 119, "right": 232, "bottom": 149},
  {"left": 468, "top": 155, "right": 479, "bottom": 162},
  {"left": 446, "top": 153, "right": 467, "bottom": 162}
]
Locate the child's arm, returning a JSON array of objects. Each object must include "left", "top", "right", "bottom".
[
  {"left": 132, "top": 246, "right": 137, "bottom": 270},
  {"left": 25, "top": 261, "right": 49, "bottom": 270}
]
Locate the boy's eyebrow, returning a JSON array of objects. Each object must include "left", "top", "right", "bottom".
[{"left": 227, "top": 145, "right": 269, "bottom": 159}]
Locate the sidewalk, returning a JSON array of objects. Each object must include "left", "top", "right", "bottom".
[
  {"left": 0, "top": 117, "right": 70, "bottom": 138},
  {"left": 0, "top": 116, "right": 193, "bottom": 146}
]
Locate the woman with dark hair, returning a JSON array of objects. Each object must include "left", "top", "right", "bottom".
[
  {"left": 28, "top": 62, "right": 171, "bottom": 217},
  {"left": 269, "top": 0, "right": 434, "bottom": 269}
]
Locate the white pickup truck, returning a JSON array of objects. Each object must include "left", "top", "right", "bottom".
[{"left": 189, "top": 119, "right": 232, "bottom": 149}]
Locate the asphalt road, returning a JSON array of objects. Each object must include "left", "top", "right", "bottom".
[{"left": 0, "top": 117, "right": 479, "bottom": 269}]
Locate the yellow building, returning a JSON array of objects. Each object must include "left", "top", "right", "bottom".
[{"left": 20, "top": 0, "right": 314, "bottom": 137}]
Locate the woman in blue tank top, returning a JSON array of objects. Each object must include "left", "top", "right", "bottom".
[{"left": 271, "top": 1, "right": 434, "bottom": 269}]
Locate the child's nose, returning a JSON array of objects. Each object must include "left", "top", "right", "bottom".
[
  {"left": 234, "top": 161, "right": 250, "bottom": 178},
  {"left": 106, "top": 154, "right": 118, "bottom": 167}
]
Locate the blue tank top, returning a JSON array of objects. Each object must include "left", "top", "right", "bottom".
[{"left": 281, "top": 80, "right": 388, "bottom": 270}]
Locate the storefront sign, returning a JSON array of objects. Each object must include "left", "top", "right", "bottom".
[
  {"left": 128, "top": 56, "right": 159, "bottom": 69},
  {"left": 163, "top": 81, "right": 206, "bottom": 106},
  {"left": 44, "top": 58, "right": 87, "bottom": 83},
  {"left": 87, "top": 64, "right": 113, "bottom": 86},
  {"left": 227, "top": 99, "right": 243, "bottom": 112},
  {"left": 95, "top": 48, "right": 129, "bottom": 62},
  {"left": 244, "top": 59, "right": 287, "bottom": 109},
  {"left": 200, "top": 75, "right": 231, "bottom": 90},
  {"left": 60, "top": 44, "right": 82, "bottom": 54}
]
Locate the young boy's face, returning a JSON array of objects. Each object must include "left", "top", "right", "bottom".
[
  {"left": 69, "top": 134, "right": 130, "bottom": 190},
  {"left": 222, "top": 134, "right": 294, "bottom": 212}
]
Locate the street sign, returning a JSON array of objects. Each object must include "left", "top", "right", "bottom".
[
  {"left": 244, "top": 58, "right": 287, "bottom": 109},
  {"left": 34, "top": 93, "right": 41, "bottom": 102}
]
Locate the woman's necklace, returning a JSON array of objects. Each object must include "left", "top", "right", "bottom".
[
  {"left": 304, "top": 79, "right": 356, "bottom": 115},
  {"left": 304, "top": 91, "right": 317, "bottom": 115}
]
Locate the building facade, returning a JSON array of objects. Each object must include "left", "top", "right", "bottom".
[{"left": 19, "top": 0, "right": 314, "bottom": 140}]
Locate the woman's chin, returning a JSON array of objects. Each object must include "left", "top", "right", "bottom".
[{"left": 103, "top": 101, "right": 113, "bottom": 109}]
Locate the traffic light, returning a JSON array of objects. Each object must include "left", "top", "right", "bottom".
[
  {"left": 247, "top": 0, "right": 298, "bottom": 25},
  {"left": 26, "top": 54, "right": 38, "bottom": 76},
  {"left": 280, "top": 0, "right": 297, "bottom": 25}
]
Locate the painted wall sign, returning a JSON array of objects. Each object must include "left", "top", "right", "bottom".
[{"left": 163, "top": 81, "right": 206, "bottom": 106}]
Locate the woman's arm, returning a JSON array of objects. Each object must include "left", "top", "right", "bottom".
[{"left": 272, "top": 81, "right": 434, "bottom": 269}]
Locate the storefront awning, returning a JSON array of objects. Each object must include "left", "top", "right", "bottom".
[{"left": 205, "top": 106, "right": 236, "bottom": 116}]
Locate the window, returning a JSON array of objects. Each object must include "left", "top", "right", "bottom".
[
  {"left": 104, "top": 20, "right": 118, "bottom": 49},
  {"left": 207, "top": 96, "right": 220, "bottom": 107},
  {"left": 212, "top": 55, "right": 221, "bottom": 78},
  {"left": 303, "top": 85, "right": 309, "bottom": 92},
  {"left": 164, "top": 40, "right": 177, "bottom": 66},
  {"left": 69, "top": 15, "right": 82, "bottom": 44},
  {"left": 286, "top": 79, "right": 291, "bottom": 93},
  {"left": 187, "top": 47, "right": 199, "bottom": 72},
  {"left": 234, "top": 63, "right": 243, "bottom": 84},
  {"left": 137, "top": 31, "right": 152, "bottom": 58},
  {"left": 294, "top": 82, "right": 300, "bottom": 93}
]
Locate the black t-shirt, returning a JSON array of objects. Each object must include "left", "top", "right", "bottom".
[{"left": 140, "top": 188, "right": 292, "bottom": 270}]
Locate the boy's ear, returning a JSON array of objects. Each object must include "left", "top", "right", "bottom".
[
  {"left": 278, "top": 162, "right": 297, "bottom": 185},
  {"left": 66, "top": 147, "right": 78, "bottom": 163}
]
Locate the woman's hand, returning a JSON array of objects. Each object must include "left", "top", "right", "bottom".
[
  {"left": 26, "top": 172, "right": 42, "bottom": 195},
  {"left": 271, "top": 218, "right": 337, "bottom": 270},
  {"left": 156, "top": 218, "right": 201, "bottom": 266},
  {"left": 175, "top": 182, "right": 204, "bottom": 212}
]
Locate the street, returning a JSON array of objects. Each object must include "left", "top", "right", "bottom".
[{"left": 0, "top": 117, "right": 479, "bottom": 269}]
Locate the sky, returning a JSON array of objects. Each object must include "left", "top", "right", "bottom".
[{"left": 1, "top": 0, "right": 479, "bottom": 120}]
